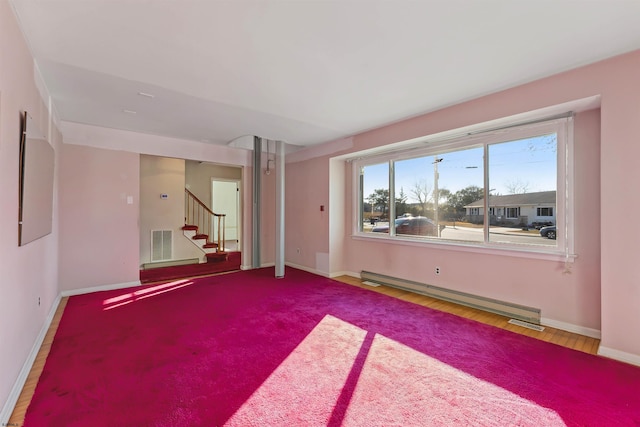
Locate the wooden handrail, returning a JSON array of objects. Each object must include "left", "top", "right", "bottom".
[
  {"left": 185, "top": 188, "right": 226, "bottom": 252},
  {"left": 185, "top": 188, "right": 216, "bottom": 216}
]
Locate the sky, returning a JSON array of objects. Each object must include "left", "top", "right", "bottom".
[{"left": 363, "top": 134, "right": 557, "bottom": 204}]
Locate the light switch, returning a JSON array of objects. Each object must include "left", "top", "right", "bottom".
[{"left": 127, "top": 196, "right": 133, "bottom": 205}]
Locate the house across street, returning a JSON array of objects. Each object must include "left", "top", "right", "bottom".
[{"left": 464, "top": 191, "right": 556, "bottom": 227}]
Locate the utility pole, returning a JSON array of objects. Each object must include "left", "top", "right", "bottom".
[{"left": 433, "top": 157, "right": 443, "bottom": 237}]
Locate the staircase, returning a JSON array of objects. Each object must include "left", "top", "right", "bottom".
[{"left": 183, "top": 189, "right": 228, "bottom": 263}]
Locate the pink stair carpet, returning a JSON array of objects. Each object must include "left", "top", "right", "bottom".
[{"left": 24, "top": 267, "right": 640, "bottom": 426}]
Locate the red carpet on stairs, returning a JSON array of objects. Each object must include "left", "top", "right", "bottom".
[{"left": 140, "top": 252, "right": 241, "bottom": 283}]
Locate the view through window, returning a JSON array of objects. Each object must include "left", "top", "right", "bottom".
[{"left": 357, "top": 117, "right": 570, "bottom": 252}]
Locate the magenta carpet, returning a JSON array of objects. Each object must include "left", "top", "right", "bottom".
[{"left": 25, "top": 268, "right": 640, "bottom": 426}]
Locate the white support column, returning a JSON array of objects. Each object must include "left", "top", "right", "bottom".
[{"left": 275, "top": 140, "right": 285, "bottom": 277}]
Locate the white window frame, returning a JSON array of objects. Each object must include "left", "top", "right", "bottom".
[
  {"left": 353, "top": 115, "right": 575, "bottom": 261},
  {"left": 506, "top": 207, "right": 520, "bottom": 219},
  {"left": 537, "top": 207, "right": 553, "bottom": 217}
]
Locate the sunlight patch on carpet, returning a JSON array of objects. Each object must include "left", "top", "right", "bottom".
[
  {"left": 226, "top": 315, "right": 565, "bottom": 426},
  {"left": 102, "top": 279, "right": 194, "bottom": 310},
  {"left": 343, "top": 334, "right": 565, "bottom": 426},
  {"left": 225, "top": 315, "right": 367, "bottom": 425}
]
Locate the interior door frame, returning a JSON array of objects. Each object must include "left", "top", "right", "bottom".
[{"left": 211, "top": 178, "right": 241, "bottom": 250}]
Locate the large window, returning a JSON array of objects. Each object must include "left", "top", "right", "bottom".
[
  {"left": 356, "top": 116, "right": 573, "bottom": 255},
  {"left": 537, "top": 207, "right": 553, "bottom": 217},
  {"left": 505, "top": 208, "right": 520, "bottom": 219}
]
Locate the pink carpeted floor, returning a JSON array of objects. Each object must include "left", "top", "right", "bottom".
[{"left": 24, "top": 268, "right": 640, "bottom": 426}]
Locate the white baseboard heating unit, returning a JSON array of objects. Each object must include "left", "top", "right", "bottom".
[{"left": 361, "top": 270, "right": 541, "bottom": 324}]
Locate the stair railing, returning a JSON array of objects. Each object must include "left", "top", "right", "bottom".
[{"left": 184, "top": 189, "right": 226, "bottom": 252}]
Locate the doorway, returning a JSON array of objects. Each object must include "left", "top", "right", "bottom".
[{"left": 212, "top": 179, "right": 240, "bottom": 251}]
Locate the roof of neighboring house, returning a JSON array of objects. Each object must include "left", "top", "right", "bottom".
[{"left": 465, "top": 191, "right": 556, "bottom": 208}]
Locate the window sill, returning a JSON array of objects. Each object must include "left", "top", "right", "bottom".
[{"left": 351, "top": 233, "right": 577, "bottom": 263}]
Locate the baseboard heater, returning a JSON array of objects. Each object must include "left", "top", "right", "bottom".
[{"left": 361, "top": 270, "right": 541, "bottom": 324}]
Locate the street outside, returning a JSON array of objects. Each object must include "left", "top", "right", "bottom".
[{"left": 363, "top": 222, "right": 556, "bottom": 246}]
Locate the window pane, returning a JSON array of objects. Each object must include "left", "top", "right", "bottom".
[
  {"left": 435, "top": 147, "right": 484, "bottom": 242},
  {"left": 487, "top": 134, "right": 557, "bottom": 247},
  {"left": 394, "top": 156, "right": 436, "bottom": 238},
  {"left": 362, "top": 163, "right": 389, "bottom": 233},
  {"left": 395, "top": 156, "right": 430, "bottom": 218},
  {"left": 394, "top": 147, "right": 484, "bottom": 242}
]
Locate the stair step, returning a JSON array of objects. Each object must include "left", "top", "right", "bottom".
[
  {"left": 182, "top": 225, "right": 198, "bottom": 231},
  {"left": 203, "top": 242, "right": 218, "bottom": 249},
  {"left": 193, "top": 234, "right": 208, "bottom": 240},
  {"left": 206, "top": 252, "right": 229, "bottom": 263}
]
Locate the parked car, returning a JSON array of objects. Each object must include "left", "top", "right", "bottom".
[
  {"left": 540, "top": 225, "right": 556, "bottom": 240},
  {"left": 372, "top": 216, "right": 440, "bottom": 236},
  {"left": 530, "top": 221, "right": 554, "bottom": 230}
]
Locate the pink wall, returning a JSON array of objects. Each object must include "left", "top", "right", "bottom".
[
  {"left": 0, "top": 0, "right": 61, "bottom": 414},
  {"left": 598, "top": 56, "right": 640, "bottom": 361},
  {"left": 285, "top": 158, "right": 330, "bottom": 272},
  {"left": 286, "top": 50, "right": 640, "bottom": 363},
  {"left": 58, "top": 144, "right": 140, "bottom": 290}
]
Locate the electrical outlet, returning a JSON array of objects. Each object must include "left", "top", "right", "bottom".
[
  {"left": 38, "top": 297, "right": 41, "bottom": 306},
  {"left": 296, "top": 248, "right": 301, "bottom": 254},
  {"left": 435, "top": 267, "right": 441, "bottom": 275}
]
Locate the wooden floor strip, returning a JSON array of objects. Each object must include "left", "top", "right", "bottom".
[{"left": 9, "top": 297, "right": 68, "bottom": 426}]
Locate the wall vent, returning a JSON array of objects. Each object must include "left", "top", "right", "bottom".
[
  {"left": 361, "top": 270, "right": 541, "bottom": 324},
  {"left": 151, "top": 230, "right": 172, "bottom": 261}
]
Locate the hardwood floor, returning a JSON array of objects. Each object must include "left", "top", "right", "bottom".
[
  {"left": 333, "top": 275, "right": 600, "bottom": 355},
  {"left": 9, "top": 297, "right": 68, "bottom": 426},
  {"left": 8, "top": 275, "right": 600, "bottom": 425}
]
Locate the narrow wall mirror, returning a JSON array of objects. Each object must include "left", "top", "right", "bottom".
[{"left": 18, "top": 111, "right": 55, "bottom": 246}]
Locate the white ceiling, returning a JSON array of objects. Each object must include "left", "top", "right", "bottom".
[{"left": 9, "top": 0, "right": 640, "bottom": 149}]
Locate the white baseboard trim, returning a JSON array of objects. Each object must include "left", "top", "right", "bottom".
[
  {"left": 598, "top": 346, "right": 640, "bottom": 367},
  {"left": 240, "top": 264, "right": 276, "bottom": 271},
  {"left": 239, "top": 263, "right": 353, "bottom": 279},
  {"left": 247, "top": 264, "right": 377, "bottom": 282},
  {"left": 329, "top": 271, "right": 360, "bottom": 279},
  {"left": 0, "top": 294, "right": 62, "bottom": 425},
  {"left": 284, "top": 262, "right": 329, "bottom": 277},
  {"left": 60, "top": 280, "right": 142, "bottom": 297},
  {"left": 540, "top": 317, "right": 601, "bottom": 339},
  {"left": 240, "top": 263, "right": 279, "bottom": 271}
]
